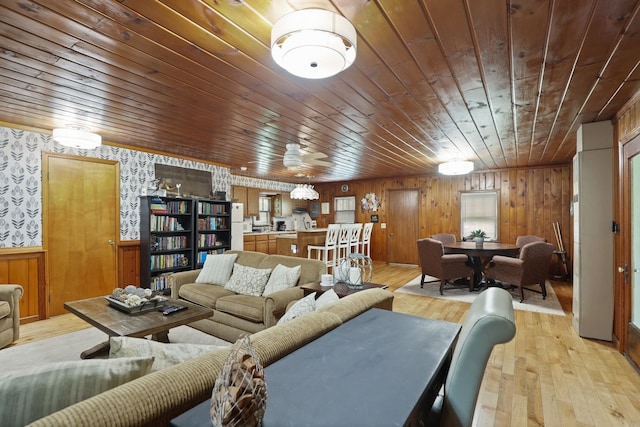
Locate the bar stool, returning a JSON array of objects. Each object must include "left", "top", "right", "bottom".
[
  {"left": 307, "top": 224, "right": 341, "bottom": 272},
  {"left": 336, "top": 224, "right": 352, "bottom": 266},
  {"left": 349, "top": 223, "right": 363, "bottom": 255},
  {"left": 360, "top": 223, "right": 373, "bottom": 257}
]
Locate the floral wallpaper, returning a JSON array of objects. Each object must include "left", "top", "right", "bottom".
[{"left": 0, "top": 125, "right": 292, "bottom": 247}]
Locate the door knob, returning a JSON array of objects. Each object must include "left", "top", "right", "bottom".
[
  {"left": 618, "top": 266, "right": 625, "bottom": 273},
  {"left": 108, "top": 240, "right": 115, "bottom": 245}
]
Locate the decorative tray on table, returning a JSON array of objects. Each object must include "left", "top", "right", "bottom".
[{"left": 105, "top": 293, "right": 169, "bottom": 315}]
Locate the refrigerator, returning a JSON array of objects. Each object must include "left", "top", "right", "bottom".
[{"left": 231, "top": 203, "right": 244, "bottom": 250}]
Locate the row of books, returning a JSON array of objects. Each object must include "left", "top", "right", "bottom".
[
  {"left": 198, "top": 203, "right": 228, "bottom": 215},
  {"left": 150, "top": 274, "right": 171, "bottom": 292},
  {"left": 166, "top": 200, "right": 190, "bottom": 214},
  {"left": 197, "top": 217, "right": 228, "bottom": 230},
  {"left": 150, "top": 215, "right": 188, "bottom": 232},
  {"left": 150, "top": 254, "right": 189, "bottom": 271},
  {"left": 197, "top": 234, "right": 224, "bottom": 248},
  {"left": 151, "top": 235, "right": 188, "bottom": 251},
  {"left": 197, "top": 249, "right": 226, "bottom": 264}
]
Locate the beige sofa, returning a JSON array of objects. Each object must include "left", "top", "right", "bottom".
[
  {"left": 0, "top": 284, "right": 23, "bottom": 349},
  {"left": 30, "top": 287, "right": 394, "bottom": 427},
  {"left": 169, "top": 250, "right": 327, "bottom": 342}
]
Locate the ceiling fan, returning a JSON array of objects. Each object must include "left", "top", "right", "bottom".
[
  {"left": 249, "top": 143, "right": 334, "bottom": 171},
  {"left": 283, "top": 143, "right": 335, "bottom": 169}
]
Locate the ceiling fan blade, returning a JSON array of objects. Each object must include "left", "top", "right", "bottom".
[
  {"left": 305, "top": 159, "right": 335, "bottom": 167},
  {"left": 301, "top": 152, "right": 328, "bottom": 161}
]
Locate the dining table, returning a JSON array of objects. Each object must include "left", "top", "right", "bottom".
[{"left": 444, "top": 241, "right": 520, "bottom": 289}]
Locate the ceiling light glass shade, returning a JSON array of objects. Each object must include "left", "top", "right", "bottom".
[
  {"left": 52, "top": 128, "right": 102, "bottom": 149},
  {"left": 438, "top": 160, "right": 474, "bottom": 175},
  {"left": 271, "top": 9, "right": 357, "bottom": 79},
  {"left": 290, "top": 184, "right": 319, "bottom": 200},
  {"left": 283, "top": 143, "right": 303, "bottom": 168}
]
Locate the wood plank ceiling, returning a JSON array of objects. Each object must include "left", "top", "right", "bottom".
[{"left": 1, "top": 0, "right": 639, "bottom": 183}]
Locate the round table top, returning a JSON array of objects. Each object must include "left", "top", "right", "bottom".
[{"left": 443, "top": 241, "right": 519, "bottom": 257}]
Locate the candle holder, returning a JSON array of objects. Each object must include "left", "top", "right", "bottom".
[{"left": 336, "top": 253, "right": 373, "bottom": 289}]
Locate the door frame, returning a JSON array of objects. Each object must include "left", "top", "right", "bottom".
[{"left": 42, "top": 152, "right": 120, "bottom": 318}]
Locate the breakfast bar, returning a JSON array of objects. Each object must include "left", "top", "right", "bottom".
[{"left": 275, "top": 228, "right": 328, "bottom": 257}]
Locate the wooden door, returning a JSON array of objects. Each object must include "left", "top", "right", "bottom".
[
  {"left": 622, "top": 135, "right": 640, "bottom": 368},
  {"left": 43, "top": 153, "right": 119, "bottom": 316},
  {"left": 386, "top": 189, "right": 419, "bottom": 264}
]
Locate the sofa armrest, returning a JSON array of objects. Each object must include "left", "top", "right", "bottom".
[
  {"left": 0, "top": 285, "right": 23, "bottom": 336},
  {"left": 263, "top": 286, "right": 305, "bottom": 327},
  {"left": 168, "top": 270, "right": 201, "bottom": 299}
]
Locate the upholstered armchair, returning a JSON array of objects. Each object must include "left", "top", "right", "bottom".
[
  {"left": 0, "top": 284, "right": 24, "bottom": 349},
  {"left": 417, "top": 238, "right": 473, "bottom": 294},
  {"left": 515, "top": 234, "right": 546, "bottom": 248},
  {"left": 485, "top": 241, "right": 554, "bottom": 302}
]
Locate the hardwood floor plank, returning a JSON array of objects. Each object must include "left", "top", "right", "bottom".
[{"left": 7, "top": 262, "right": 640, "bottom": 425}]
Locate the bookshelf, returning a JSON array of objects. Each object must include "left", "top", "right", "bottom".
[
  {"left": 195, "top": 200, "right": 231, "bottom": 268},
  {"left": 140, "top": 196, "right": 195, "bottom": 292}
]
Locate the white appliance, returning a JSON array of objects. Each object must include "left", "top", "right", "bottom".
[
  {"left": 231, "top": 203, "right": 244, "bottom": 250},
  {"left": 572, "top": 121, "right": 614, "bottom": 341}
]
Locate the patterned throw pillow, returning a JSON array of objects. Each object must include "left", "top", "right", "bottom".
[
  {"left": 262, "top": 264, "right": 302, "bottom": 296},
  {"left": 195, "top": 253, "right": 238, "bottom": 285},
  {"left": 0, "top": 357, "right": 154, "bottom": 426},
  {"left": 224, "top": 264, "right": 272, "bottom": 296},
  {"left": 315, "top": 288, "right": 339, "bottom": 310},
  {"left": 109, "top": 336, "right": 229, "bottom": 372},
  {"left": 277, "top": 292, "right": 317, "bottom": 325}
]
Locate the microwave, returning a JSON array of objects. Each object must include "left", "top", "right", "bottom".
[{"left": 242, "top": 222, "right": 253, "bottom": 233}]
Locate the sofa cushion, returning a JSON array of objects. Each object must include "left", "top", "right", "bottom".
[
  {"left": 216, "top": 294, "right": 265, "bottom": 323},
  {"left": 0, "top": 357, "right": 154, "bottom": 426},
  {"left": 195, "top": 253, "right": 238, "bottom": 285},
  {"left": 315, "top": 288, "right": 339, "bottom": 310},
  {"left": 224, "top": 264, "right": 272, "bottom": 296},
  {"left": 263, "top": 264, "right": 301, "bottom": 296},
  {"left": 179, "top": 283, "right": 236, "bottom": 309},
  {"left": 277, "top": 292, "right": 317, "bottom": 325},
  {"left": 255, "top": 254, "right": 326, "bottom": 286},
  {"left": 109, "top": 336, "right": 228, "bottom": 372}
]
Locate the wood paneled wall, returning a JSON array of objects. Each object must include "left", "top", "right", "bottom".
[
  {"left": 0, "top": 248, "right": 46, "bottom": 323},
  {"left": 118, "top": 241, "right": 141, "bottom": 288},
  {"left": 314, "top": 165, "right": 572, "bottom": 273}
]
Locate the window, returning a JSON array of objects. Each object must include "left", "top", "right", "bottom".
[
  {"left": 334, "top": 196, "right": 356, "bottom": 224},
  {"left": 460, "top": 191, "right": 498, "bottom": 240}
]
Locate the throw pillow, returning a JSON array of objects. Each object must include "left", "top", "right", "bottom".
[
  {"left": 109, "top": 336, "right": 229, "bottom": 372},
  {"left": 262, "top": 264, "right": 302, "bottom": 296},
  {"left": 315, "top": 288, "right": 339, "bottom": 310},
  {"left": 224, "top": 264, "right": 272, "bottom": 296},
  {"left": 195, "top": 253, "right": 238, "bottom": 285},
  {"left": 277, "top": 292, "right": 317, "bottom": 325},
  {"left": 0, "top": 357, "right": 154, "bottom": 426}
]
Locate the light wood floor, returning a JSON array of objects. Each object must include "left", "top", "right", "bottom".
[{"left": 12, "top": 262, "right": 640, "bottom": 426}]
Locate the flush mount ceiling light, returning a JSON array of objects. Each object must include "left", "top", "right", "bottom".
[
  {"left": 438, "top": 160, "right": 474, "bottom": 175},
  {"left": 271, "top": 9, "right": 357, "bottom": 79},
  {"left": 52, "top": 127, "right": 102, "bottom": 150},
  {"left": 290, "top": 184, "right": 319, "bottom": 200}
]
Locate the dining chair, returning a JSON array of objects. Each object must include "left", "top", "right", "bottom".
[
  {"left": 431, "top": 233, "right": 457, "bottom": 245},
  {"left": 360, "top": 223, "right": 373, "bottom": 257},
  {"left": 307, "top": 224, "right": 341, "bottom": 273},
  {"left": 515, "top": 234, "right": 546, "bottom": 248},
  {"left": 484, "top": 241, "right": 554, "bottom": 302},
  {"left": 416, "top": 238, "right": 473, "bottom": 294},
  {"left": 424, "top": 287, "right": 516, "bottom": 427}
]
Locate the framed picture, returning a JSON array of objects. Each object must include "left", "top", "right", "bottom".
[
  {"left": 321, "top": 202, "right": 330, "bottom": 215},
  {"left": 371, "top": 214, "right": 379, "bottom": 223}
]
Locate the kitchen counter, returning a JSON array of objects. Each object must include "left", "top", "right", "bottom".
[
  {"left": 243, "top": 231, "right": 295, "bottom": 236},
  {"left": 275, "top": 229, "right": 328, "bottom": 258}
]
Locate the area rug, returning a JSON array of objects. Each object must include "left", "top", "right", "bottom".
[
  {"left": 395, "top": 275, "right": 565, "bottom": 316},
  {"left": 0, "top": 325, "right": 229, "bottom": 372}
]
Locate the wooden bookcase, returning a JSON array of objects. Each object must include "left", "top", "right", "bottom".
[
  {"left": 140, "top": 196, "right": 195, "bottom": 292},
  {"left": 195, "top": 199, "right": 231, "bottom": 268}
]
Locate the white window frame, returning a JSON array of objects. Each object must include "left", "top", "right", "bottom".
[
  {"left": 460, "top": 191, "right": 499, "bottom": 240},
  {"left": 334, "top": 196, "right": 356, "bottom": 224}
]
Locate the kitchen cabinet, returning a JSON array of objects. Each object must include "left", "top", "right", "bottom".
[
  {"left": 243, "top": 234, "right": 256, "bottom": 252},
  {"left": 243, "top": 233, "right": 281, "bottom": 254},
  {"left": 281, "top": 192, "right": 292, "bottom": 216},
  {"left": 232, "top": 186, "right": 260, "bottom": 216}
]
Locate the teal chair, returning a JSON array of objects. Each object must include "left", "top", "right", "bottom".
[{"left": 426, "top": 287, "right": 516, "bottom": 427}]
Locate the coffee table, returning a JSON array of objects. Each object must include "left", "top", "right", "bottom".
[
  {"left": 64, "top": 296, "right": 213, "bottom": 359},
  {"left": 300, "top": 281, "right": 388, "bottom": 298}
]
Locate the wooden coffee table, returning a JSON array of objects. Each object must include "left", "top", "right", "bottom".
[
  {"left": 300, "top": 281, "right": 388, "bottom": 298},
  {"left": 64, "top": 296, "right": 213, "bottom": 359}
]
